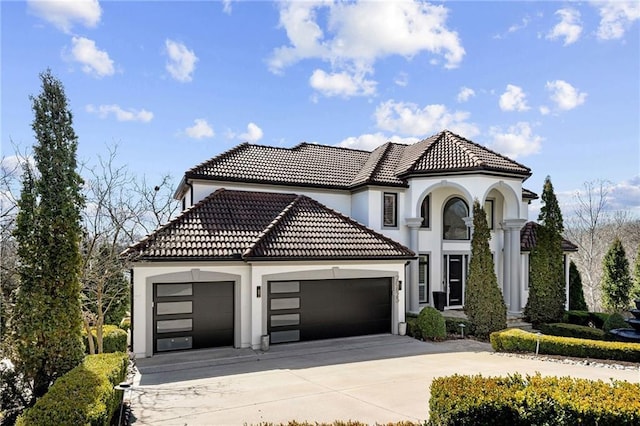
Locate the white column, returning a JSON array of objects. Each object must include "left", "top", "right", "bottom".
[
  {"left": 501, "top": 225, "right": 511, "bottom": 308},
  {"left": 405, "top": 218, "right": 423, "bottom": 313},
  {"left": 502, "top": 219, "right": 527, "bottom": 314}
]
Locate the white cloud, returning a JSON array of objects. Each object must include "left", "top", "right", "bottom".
[
  {"left": 546, "top": 80, "right": 587, "bottom": 111},
  {"left": 85, "top": 104, "right": 153, "bottom": 122},
  {"left": 27, "top": 0, "right": 101, "bottom": 33},
  {"left": 457, "top": 86, "right": 475, "bottom": 103},
  {"left": 269, "top": 1, "right": 464, "bottom": 96},
  {"left": 374, "top": 100, "right": 479, "bottom": 138},
  {"left": 222, "top": 0, "right": 233, "bottom": 15},
  {"left": 69, "top": 36, "right": 114, "bottom": 77},
  {"left": 165, "top": 39, "right": 198, "bottom": 82},
  {"left": 592, "top": 1, "right": 640, "bottom": 40},
  {"left": 539, "top": 106, "right": 551, "bottom": 115},
  {"left": 499, "top": 84, "right": 529, "bottom": 112},
  {"left": 394, "top": 72, "right": 408, "bottom": 87},
  {"left": 488, "top": 122, "right": 542, "bottom": 159},
  {"left": 494, "top": 16, "right": 530, "bottom": 39},
  {"left": 185, "top": 119, "right": 214, "bottom": 139},
  {"left": 547, "top": 8, "right": 582, "bottom": 45},
  {"left": 337, "top": 133, "right": 419, "bottom": 151},
  {"left": 309, "top": 69, "right": 376, "bottom": 97},
  {"left": 607, "top": 176, "right": 640, "bottom": 212},
  {"left": 238, "top": 122, "right": 264, "bottom": 143}
]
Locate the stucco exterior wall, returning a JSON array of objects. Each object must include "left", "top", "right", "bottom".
[{"left": 132, "top": 260, "right": 407, "bottom": 357}]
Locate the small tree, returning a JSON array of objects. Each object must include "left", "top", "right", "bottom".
[
  {"left": 601, "top": 237, "right": 632, "bottom": 312},
  {"left": 524, "top": 176, "right": 566, "bottom": 326},
  {"left": 464, "top": 200, "right": 506, "bottom": 338},
  {"left": 9, "top": 70, "right": 85, "bottom": 401},
  {"left": 631, "top": 244, "right": 640, "bottom": 302},
  {"left": 568, "top": 260, "right": 588, "bottom": 311}
]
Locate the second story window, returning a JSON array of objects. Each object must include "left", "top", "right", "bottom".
[
  {"left": 383, "top": 192, "right": 397, "bottom": 227},
  {"left": 443, "top": 197, "right": 469, "bottom": 240},
  {"left": 420, "top": 194, "right": 430, "bottom": 228}
]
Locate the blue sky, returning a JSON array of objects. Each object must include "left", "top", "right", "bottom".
[{"left": 2, "top": 0, "right": 639, "bottom": 218}]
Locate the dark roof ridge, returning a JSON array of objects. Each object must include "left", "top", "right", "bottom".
[
  {"left": 242, "top": 194, "right": 302, "bottom": 258},
  {"left": 294, "top": 141, "right": 372, "bottom": 153},
  {"left": 356, "top": 142, "right": 394, "bottom": 186},
  {"left": 121, "top": 187, "right": 228, "bottom": 257},
  {"left": 443, "top": 129, "right": 531, "bottom": 174}
]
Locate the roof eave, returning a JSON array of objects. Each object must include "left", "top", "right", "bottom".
[{"left": 183, "top": 172, "right": 354, "bottom": 191}]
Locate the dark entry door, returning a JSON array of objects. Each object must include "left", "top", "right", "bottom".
[
  {"left": 153, "top": 282, "right": 233, "bottom": 353},
  {"left": 268, "top": 278, "right": 391, "bottom": 344},
  {"left": 448, "top": 255, "right": 464, "bottom": 306}
]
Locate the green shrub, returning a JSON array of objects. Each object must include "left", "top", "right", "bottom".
[
  {"left": 491, "top": 328, "right": 640, "bottom": 362},
  {"left": 82, "top": 325, "right": 128, "bottom": 354},
  {"left": 16, "top": 352, "right": 128, "bottom": 426},
  {"left": 604, "top": 312, "right": 629, "bottom": 333},
  {"left": 429, "top": 373, "right": 640, "bottom": 425},
  {"left": 417, "top": 307, "right": 446, "bottom": 341},
  {"left": 119, "top": 317, "right": 131, "bottom": 332},
  {"left": 563, "top": 310, "right": 610, "bottom": 329},
  {"left": 539, "top": 323, "right": 606, "bottom": 341},
  {"left": 444, "top": 317, "right": 475, "bottom": 336},
  {"left": 406, "top": 317, "right": 419, "bottom": 338}
]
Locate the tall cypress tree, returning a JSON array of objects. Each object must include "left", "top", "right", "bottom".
[
  {"left": 568, "top": 260, "right": 588, "bottom": 311},
  {"left": 631, "top": 245, "right": 640, "bottom": 302},
  {"left": 464, "top": 200, "right": 506, "bottom": 338},
  {"left": 524, "top": 176, "right": 565, "bottom": 325},
  {"left": 10, "top": 70, "right": 85, "bottom": 401},
  {"left": 601, "top": 237, "right": 632, "bottom": 312}
]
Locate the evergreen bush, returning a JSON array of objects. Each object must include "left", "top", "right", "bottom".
[
  {"left": 568, "top": 260, "right": 588, "bottom": 311},
  {"left": 602, "top": 238, "right": 633, "bottom": 312},
  {"left": 464, "top": 200, "right": 506, "bottom": 339},
  {"left": 603, "top": 312, "right": 629, "bottom": 333},
  {"left": 417, "top": 307, "right": 446, "bottom": 341},
  {"left": 82, "top": 325, "right": 127, "bottom": 354},
  {"left": 539, "top": 323, "right": 606, "bottom": 340}
]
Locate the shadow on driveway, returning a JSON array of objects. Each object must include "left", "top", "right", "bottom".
[{"left": 135, "top": 334, "right": 490, "bottom": 385}]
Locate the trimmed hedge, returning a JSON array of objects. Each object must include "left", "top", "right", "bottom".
[
  {"left": 83, "top": 324, "right": 128, "bottom": 354},
  {"left": 429, "top": 373, "right": 640, "bottom": 425},
  {"left": 443, "top": 317, "right": 474, "bottom": 336},
  {"left": 604, "top": 312, "right": 629, "bottom": 333},
  {"left": 491, "top": 328, "right": 640, "bottom": 362},
  {"left": 539, "top": 322, "right": 606, "bottom": 341},
  {"left": 563, "top": 310, "right": 610, "bottom": 329},
  {"left": 16, "top": 352, "right": 128, "bottom": 426},
  {"left": 119, "top": 317, "right": 131, "bottom": 332},
  {"left": 417, "top": 307, "right": 446, "bottom": 341}
]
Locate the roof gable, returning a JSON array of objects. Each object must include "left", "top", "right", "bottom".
[{"left": 123, "top": 189, "right": 415, "bottom": 261}]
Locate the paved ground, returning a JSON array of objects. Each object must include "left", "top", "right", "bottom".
[{"left": 129, "top": 335, "right": 640, "bottom": 425}]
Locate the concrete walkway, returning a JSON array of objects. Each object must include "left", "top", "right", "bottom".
[{"left": 129, "top": 335, "right": 639, "bottom": 425}]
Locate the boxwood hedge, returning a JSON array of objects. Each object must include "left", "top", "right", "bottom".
[
  {"left": 429, "top": 374, "right": 640, "bottom": 425},
  {"left": 82, "top": 324, "right": 128, "bottom": 354},
  {"left": 539, "top": 322, "right": 607, "bottom": 341},
  {"left": 491, "top": 328, "right": 640, "bottom": 362},
  {"left": 563, "top": 310, "right": 610, "bottom": 329},
  {"left": 16, "top": 352, "right": 128, "bottom": 426}
]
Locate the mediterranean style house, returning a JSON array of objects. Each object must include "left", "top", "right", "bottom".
[{"left": 124, "top": 129, "right": 576, "bottom": 358}]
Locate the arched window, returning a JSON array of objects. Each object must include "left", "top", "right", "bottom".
[
  {"left": 420, "top": 194, "right": 430, "bottom": 228},
  {"left": 443, "top": 197, "right": 469, "bottom": 240}
]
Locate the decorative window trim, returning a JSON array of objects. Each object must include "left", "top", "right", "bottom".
[
  {"left": 484, "top": 199, "right": 495, "bottom": 230},
  {"left": 382, "top": 192, "right": 398, "bottom": 228},
  {"left": 420, "top": 194, "right": 431, "bottom": 229}
]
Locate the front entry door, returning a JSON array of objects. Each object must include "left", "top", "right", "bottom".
[{"left": 447, "top": 255, "right": 464, "bottom": 306}]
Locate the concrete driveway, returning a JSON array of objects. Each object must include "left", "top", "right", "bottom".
[{"left": 130, "top": 335, "right": 639, "bottom": 425}]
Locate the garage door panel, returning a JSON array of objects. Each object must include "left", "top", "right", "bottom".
[
  {"left": 268, "top": 277, "right": 391, "bottom": 344},
  {"left": 154, "top": 281, "right": 233, "bottom": 353}
]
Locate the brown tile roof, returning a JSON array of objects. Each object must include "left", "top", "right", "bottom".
[
  {"left": 398, "top": 130, "right": 531, "bottom": 177},
  {"left": 520, "top": 221, "right": 578, "bottom": 252},
  {"left": 182, "top": 130, "right": 531, "bottom": 191},
  {"left": 522, "top": 188, "right": 539, "bottom": 200},
  {"left": 123, "top": 189, "right": 415, "bottom": 261}
]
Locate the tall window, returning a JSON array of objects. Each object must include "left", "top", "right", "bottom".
[
  {"left": 419, "top": 254, "right": 429, "bottom": 303},
  {"left": 383, "top": 192, "right": 397, "bottom": 227},
  {"left": 420, "top": 195, "right": 430, "bottom": 228},
  {"left": 484, "top": 199, "right": 494, "bottom": 230},
  {"left": 443, "top": 197, "right": 469, "bottom": 240}
]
